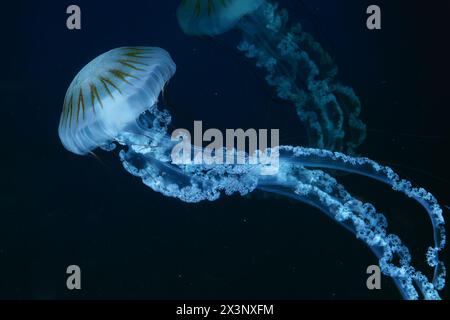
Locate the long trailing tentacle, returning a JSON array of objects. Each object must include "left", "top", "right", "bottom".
[
  {"left": 277, "top": 146, "right": 446, "bottom": 293},
  {"left": 259, "top": 164, "right": 443, "bottom": 299}
]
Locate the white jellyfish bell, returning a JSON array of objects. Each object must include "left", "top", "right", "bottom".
[{"left": 58, "top": 47, "right": 176, "bottom": 155}]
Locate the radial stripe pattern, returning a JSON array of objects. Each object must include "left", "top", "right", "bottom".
[
  {"left": 58, "top": 46, "right": 176, "bottom": 155},
  {"left": 61, "top": 47, "right": 154, "bottom": 128}
]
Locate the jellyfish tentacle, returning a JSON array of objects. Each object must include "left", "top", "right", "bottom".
[
  {"left": 112, "top": 107, "right": 445, "bottom": 299},
  {"left": 258, "top": 184, "right": 420, "bottom": 300},
  {"left": 259, "top": 166, "right": 441, "bottom": 300},
  {"left": 116, "top": 109, "right": 259, "bottom": 203},
  {"left": 277, "top": 146, "right": 446, "bottom": 291}
]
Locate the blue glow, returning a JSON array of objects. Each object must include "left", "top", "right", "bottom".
[{"left": 59, "top": 47, "right": 446, "bottom": 300}]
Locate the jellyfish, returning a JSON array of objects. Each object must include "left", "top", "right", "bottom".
[
  {"left": 177, "top": 0, "right": 366, "bottom": 154},
  {"left": 58, "top": 47, "right": 446, "bottom": 300}
]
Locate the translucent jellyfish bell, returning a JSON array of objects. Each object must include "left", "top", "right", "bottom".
[
  {"left": 58, "top": 47, "right": 176, "bottom": 155},
  {"left": 177, "top": 0, "right": 264, "bottom": 36}
]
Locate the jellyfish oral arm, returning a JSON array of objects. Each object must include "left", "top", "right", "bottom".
[
  {"left": 258, "top": 153, "right": 445, "bottom": 300},
  {"left": 257, "top": 181, "right": 418, "bottom": 299},
  {"left": 279, "top": 146, "right": 446, "bottom": 257},
  {"left": 113, "top": 107, "right": 445, "bottom": 300},
  {"left": 284, "top": 147, "right": 446, "bottom": 292}
]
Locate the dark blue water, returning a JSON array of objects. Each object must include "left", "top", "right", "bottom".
[{"left": 2, "top": 0, "right": 449, "bottom": 299}]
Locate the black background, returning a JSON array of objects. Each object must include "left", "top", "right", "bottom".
[{"left": 1, "top": 0, "right": 449, "bottom": 299}]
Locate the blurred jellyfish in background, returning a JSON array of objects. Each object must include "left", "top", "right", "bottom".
[
  {"left": 59, "top": 47, "right": 445, "bottom": 300},
  {"left": 177, "top": 0, "right": 366, "bottom": 154}
]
